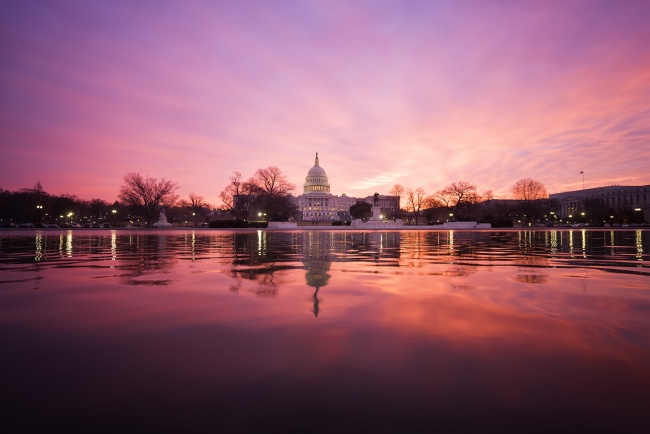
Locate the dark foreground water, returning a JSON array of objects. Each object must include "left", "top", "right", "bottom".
[{"left": 1, "top": 229, "right": 649, "bottom": 433}]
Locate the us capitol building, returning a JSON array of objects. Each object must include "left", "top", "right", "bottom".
[{"left": 293, "top": 153, "right": 399, "bottom": 221}]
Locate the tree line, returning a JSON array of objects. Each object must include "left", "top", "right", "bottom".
[
  {"left": 218, "top": 167, "right": 297, "bottom": 222},
  {"left": 1, "top": 167, "right": 555, "bottom": 228},
  {"left": 387, "top": 178, "right": 550, "bottom": 225},
  {"left": 0, "top": 177, "right": 212, "bottom": 228}
]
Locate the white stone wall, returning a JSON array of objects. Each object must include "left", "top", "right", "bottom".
[{"left": 297, "top": 193, "right": 358, "bottom": 220}]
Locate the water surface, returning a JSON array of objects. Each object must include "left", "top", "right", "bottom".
[{"left": 1, "top": 229, "right": 649, "bottom": 432}]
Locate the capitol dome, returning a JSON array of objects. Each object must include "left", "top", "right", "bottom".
[{"left": 303, "top": 153, "right": 331, "bottom": 195}]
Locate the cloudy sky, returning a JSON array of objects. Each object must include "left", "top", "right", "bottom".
[{"left": 1, "top": 0, "right": 649, "bottom": 205}]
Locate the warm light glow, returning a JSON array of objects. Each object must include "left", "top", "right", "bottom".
[{"left": 1, "top": 2, "right": 649, "bottom": 202}]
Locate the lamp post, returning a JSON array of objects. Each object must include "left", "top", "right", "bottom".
[
  {"left": 36, "top": 205, "right": 42, "bottom": 224},
  {"left": 112, "top": 209, "right": 117, "bottom": 227},
  {"left": 192, "top": 212, "right": 196, "bottom": 228}
]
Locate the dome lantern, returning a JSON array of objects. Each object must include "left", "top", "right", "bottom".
[{"left": 303, "top": 152, "right": 331, "bottom": 195}]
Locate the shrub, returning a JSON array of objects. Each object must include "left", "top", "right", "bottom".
[
  {"left": 490, "top": 219, "right": 514, "bottom": 228},
  {"left": 208, "top": 219, "right": 250, "bottom": 228}
]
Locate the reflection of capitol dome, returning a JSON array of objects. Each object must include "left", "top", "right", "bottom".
[
  {"left": 303, "top": 152, "right": 331, "bottom": 195},
  {"left": 302, "top": 232, "right": 332, "bottom": 289}
]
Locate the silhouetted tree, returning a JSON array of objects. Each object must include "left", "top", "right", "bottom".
[
  {"left": 87, "top": 198, "right": 110, "bottom": 221},
  {"left": 405, "top": 187, "right": 430, "bottom": 224},
  {"left": 118, "top": 173, "right": 179, "bottom": 227},
  {"left": 219, "top": 171, "right": 259, "bottom": 220},
  {"left": 220, "top": 167, "right": 296, "bottom": 221},
  {"left": 434, "top": 181, "right": 480, "bottom": 220},
  {"left": 511, "top": 178, "right": 548, "bottom": 223},
  {"left": 389, "top": 183, "right": 405, "bottom": 219},
  {"left": 350, "top": 201, "right": 372, "bottom": 219},
  {"left": 511, "top": 178, "right": 547, "bottom": 201},
  {"left": 188, "top": 193, "right": 207, "bottom": 226},
  {"left": 252, "top": 166, "right": 296, "bottom": 220}
]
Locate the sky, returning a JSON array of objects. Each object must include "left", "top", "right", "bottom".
[{"left": 1, "top": 0, "right": 649, "bottom": 205}]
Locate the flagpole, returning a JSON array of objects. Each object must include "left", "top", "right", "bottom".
[{"left": 580, "top": 171, "right": 584, "bottom": 190}]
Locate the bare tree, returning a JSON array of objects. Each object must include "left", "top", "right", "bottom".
[
  {"left": 219, "top": 171, "right": 259, "bottom": 220},
  {"left": 118, "top": 173, "right": 179, "bottom": 227},
  {"left": 511, "top": 178, "right": 547, "bottom": 201},
  {"left": 188, "top": 193, "right": 205, "bottom": 210},
  {"left": 252, "top": 166, "right": 296, "bottom": 220},
  {"left": 482, "top": 190, "right": 494, "bottom": 201},
  {"left": 511, "top": 178, "right": 548, "bottom": 223},
  {"left": 434, "top": 181, "right": 479, "bottom": 219},
  {"left": 253, "top": 166, "right": 295, "bottom": 198},
  {"left": 405, "top": 187, "right": 428, "bottom": 224},
  {"left": 389, "top": 183, "right": 405, "bottom": 219},
  {"left": 33, "top": 181, "right": 44, "bottom": 195},
  {"left": 187, "top": 193, "right": 207, "bottom": 227},
  {"left": 219, "top": 167, "right": 295, "bottom": 221}
]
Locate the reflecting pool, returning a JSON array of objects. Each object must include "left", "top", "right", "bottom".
[{"left": 1, "top": 229, "right": 649, "bottom": 432}]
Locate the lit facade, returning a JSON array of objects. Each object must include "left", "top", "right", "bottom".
[
  {"left": 291, "top": 153, "right": 401, "bottom": 221},
  {"left": 360, "top": 194, "right": 400, "bottom": 219},
  {"left": 550, "top": 185, "right": 650, "bottom": 219},
  {"left": 295, "top": 153, "right": 357, "bottom": 221}
]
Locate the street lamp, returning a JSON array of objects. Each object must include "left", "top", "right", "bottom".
[
  {"left": 36, "top": 205, "right": 43, "bottom": 224},
  {"left": 112, "top": 209, "right": 117, "bottom": 227},
  {"left": 192, "top": 212, "right": 196, "bottom": 228}
]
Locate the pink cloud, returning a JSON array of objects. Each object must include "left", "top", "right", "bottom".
[{"left": 1, "top": 0, "right": 649, "bottom": 204}]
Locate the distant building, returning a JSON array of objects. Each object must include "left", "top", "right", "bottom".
[
  {"left": 360, "top": 194, "right": 400, "bottom": 220},
  {"left": 294, "top": 153, "right": 356, "bottom": 221},
  {"left": 294, "top": 153, "right": 399, "bottom": 221},
  {"left": 550, "top": 185, "right": 650, "bottom": 221}
]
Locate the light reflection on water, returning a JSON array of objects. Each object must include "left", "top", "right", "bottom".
[{"left": 1, "top": 228, "right": 649, "bottom": 432}]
